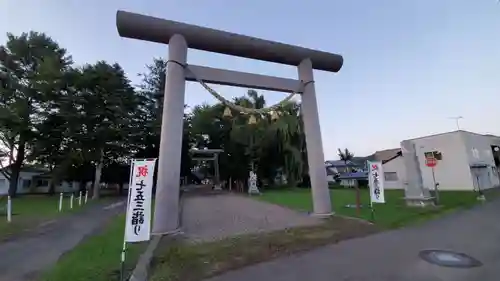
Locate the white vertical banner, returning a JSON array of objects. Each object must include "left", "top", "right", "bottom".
[
  {"left": 368, "top": 161, "right": 385, "bottom": 204},
  {"left": 125, "top": 159, "right": 157, "bottom": 243}
]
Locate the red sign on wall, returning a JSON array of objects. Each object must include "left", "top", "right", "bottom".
[{"left": 425, "top": 157, "right": 437, "bottom": 167}]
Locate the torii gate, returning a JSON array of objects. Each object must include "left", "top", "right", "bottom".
[
  {"left": 189, "top": 148, "right": 223, "bottom": 189},
  {"left": 116, "top": 10, "right": 344, "bottom": 234}
]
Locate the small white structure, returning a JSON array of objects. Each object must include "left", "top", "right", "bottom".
[
  {"left": 402, "top": 130, "right": 500, "bottom": 191},
  {"left": 0, "top": 165, "right": 80, "bottom": 195},
  {"left": 339, "top": 178, "right": 357, "bottom": 187},
  {"left": 248, "top": 171, "right": 260, "bottom": 195}
]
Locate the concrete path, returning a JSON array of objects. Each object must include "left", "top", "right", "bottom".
[
  {"left": 181, "top": 193, "right": 321, "bottom": 242},
  {"left": 206, "top": 199, "right": 500, "bottom": 281},
  {"left": 0, "top": 199, "right": 126, "bottom": 281}
]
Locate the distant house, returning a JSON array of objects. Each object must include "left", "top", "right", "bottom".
[
  {"left": 325, "top": 160, "right": 359, "bottom": 173},
  {"left": 337, "top": 171, "right": 368, "bottom": 187},
  {"left": 325, "top": 166, "right": 337, "bottom": 183},
  {"left": 325, "top": 160, "right": 360, "bottom": 183},
  {"left": 0, "top": 165, "right": 80, "bottom": 195},
  {"left": 328, "top": 148, "right": 405, "bottom": 189}
]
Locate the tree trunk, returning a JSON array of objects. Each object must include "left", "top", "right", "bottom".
[
  {"left": 8, "top": 140, "right": 26, "bottom": 197},
  {"left": 48, "top": 181, "right": 56, "bottom": 195},
  {"left": 92, "top": 149, "right": 104, "bottom": 199},
  {"left": 118, "top": 182, "right": 124, "bottom": 196},
  {"left": 47, "top": 165, "right": 56, "bottom": 195}
]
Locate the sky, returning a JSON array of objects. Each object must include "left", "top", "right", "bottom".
[{"left": 1, "top": 0, "right": 499, "bottom": 160}]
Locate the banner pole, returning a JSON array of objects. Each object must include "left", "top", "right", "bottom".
[
  {"left": 120, "top": 159, "right": 135, "bottom": 281},
  {"left": 367, "top": 160, "right": 375, "bottom": 222},
  {"left": 367, "top": 160, "right": 386, "bottom": 223},
  {"left": 370, "top": 200, "right": 375, "bottom": 222}
]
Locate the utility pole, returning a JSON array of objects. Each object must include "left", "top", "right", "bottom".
[{"left": 449, "top": 116, "right": 464, "bottom": 130}]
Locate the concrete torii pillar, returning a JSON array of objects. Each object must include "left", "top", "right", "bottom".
[{"left": 116, "top": 11, "right": 344, "bottom": 234}]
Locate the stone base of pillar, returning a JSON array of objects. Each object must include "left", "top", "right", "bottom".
[
  {"left": 310, "top": 212, "right": 334, "bottom": 218},
  {"left": 404, "top": 196, "right": 435, "bottom": 207},
  {"left": 248, "top": 187, "right": 260, "bottom": 195}
]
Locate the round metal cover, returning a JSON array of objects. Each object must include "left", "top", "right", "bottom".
[{"left": 419, "top": 249, "right": 482, "bottom": 268}]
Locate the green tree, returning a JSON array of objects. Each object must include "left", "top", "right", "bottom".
[
  {"left": 72, "top": 61, "right": 139, "bottom": 199},
  {"left": 28, "top": 68, "right": 88, "bottom": 195},
  {"left": 266, "top": 101, "right": 306, "bottom": 187},
  {"left": 189, "top": 89, "right": 306, "bottom": 189},
  {"left": 0, "top": 32, "right": 72, "bottom": 196},
  {"left": 338, "top": 148, "right": 354, "bottom": 170},
  {"left": 135, "top": 58, "right": 192, "bottom": 179}
]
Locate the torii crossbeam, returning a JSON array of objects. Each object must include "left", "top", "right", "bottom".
[{"left": 116, "top": 10, "right": 344, "bottom": 234}]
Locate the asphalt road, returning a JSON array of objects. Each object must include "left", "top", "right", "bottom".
[{"left": 206, "top": 198, "right": 500, "bottom": 281}]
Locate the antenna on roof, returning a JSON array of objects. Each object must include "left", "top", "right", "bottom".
[{"left": 448, "top": 116, "right": 463, "bottom": 130}]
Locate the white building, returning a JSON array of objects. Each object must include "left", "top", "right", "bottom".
[
  {"left": 402, "top": 130, "right": 500, "bottom": 191},
  {"left": 0, "top": 166, "right": 79, "bottom": 195},
  {"left": 381, "top": 153, "right": 407, "bottom": 190},
  {"left": 362, "top": 148, "right": 407, "bottom": 190},
  {"left": 0, "top": 164, "right": 132, "bottom": 195}
]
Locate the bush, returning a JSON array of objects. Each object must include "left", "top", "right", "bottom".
[{"left": 357, "top": 180, "right": 369, "bottom": 188}]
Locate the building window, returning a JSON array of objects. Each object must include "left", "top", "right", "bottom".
[
  {"left": 22, "top": 179, "right": 31, "bottom": 188},
  {"left": 36, "top": 180, "right": 49, "bottom": 187},
  {"left": 384, "top": 172, "right": 398, "bottom": 181},
  {"left": 424, "top": 151, "right": 442, "bottom": 160},
  {"left": 0, "top": 179, "right": 5, "bottom": 187}
]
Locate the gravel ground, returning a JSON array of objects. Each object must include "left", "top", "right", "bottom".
[{"left": 181, "top": 193, "right": 321, "bottom": 242}]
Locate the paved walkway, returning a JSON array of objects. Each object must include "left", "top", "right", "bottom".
[
  {"left": 181, "top": 193, "right": 321, "bottom": 242},
  {"left": 0, "top": 199, "right": 126, "bottom": 281},
  {"left": 206, "top": 199, "right": 500, "bottom": 281}
]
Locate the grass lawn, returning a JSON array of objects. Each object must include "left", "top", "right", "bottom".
[
  {"left": 45, "top": 188, "right": 496, "bottom": 281},
  {"left": 0, "top": 194, "right": 104, "bottom": 240},
  {"left": 42, "top": 214, "right": 148, "bottom": 281},
  {"left": 258, "top": 188, "right": 496, "bottom": 228}
]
